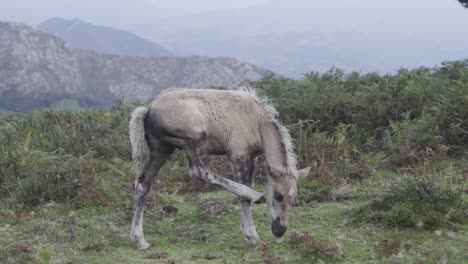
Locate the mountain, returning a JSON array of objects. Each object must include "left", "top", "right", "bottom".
[
  {"left": 0, "top": 21, "right": 272, "bottom": 112},
  {"left": 38, "top": 17, "right": 173, "bottom": 57}
]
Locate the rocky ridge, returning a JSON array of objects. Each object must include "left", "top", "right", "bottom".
[{"left": 0, "top": 21, "right": 272, "bottom": 112}]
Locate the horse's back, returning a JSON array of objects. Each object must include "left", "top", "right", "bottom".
[
  {"left": 150, "top": 89, "right": 261, "bottom": 123},
  {"left": 146, "top": 88, "right": 264, "bottom": 155},
  {"left": 146, "top": 89, "right": 208, "bottom": 140}
]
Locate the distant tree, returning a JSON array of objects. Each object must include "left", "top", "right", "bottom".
[{"left": 457, "top": 0, "right": 468, "bottom": 8}]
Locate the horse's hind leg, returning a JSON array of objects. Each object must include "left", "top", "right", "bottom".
[
  {"left": 232, "top": 156, "right": 259, "bottom": 245},
  {"left": 131, "top": 139, "right": 174, "bottom": 250}
]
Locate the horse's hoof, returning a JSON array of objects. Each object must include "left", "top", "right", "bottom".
[
  {"left": 245, "top": 235, "right": 260, "bottom": 246},
  {"left": 136, "top": 240, "right": 150, "bottom": 250}
]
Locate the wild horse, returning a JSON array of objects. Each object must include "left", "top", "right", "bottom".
[{"left": 129, "top": 88, "right": 310, "bottom": 249}]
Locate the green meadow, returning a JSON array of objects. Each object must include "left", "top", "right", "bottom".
[{"left": 1, "top": 61, "right": 467, "bottom": 263}]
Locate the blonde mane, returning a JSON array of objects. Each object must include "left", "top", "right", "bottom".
[{"left": 239, "top": 86, "right": 298, "bottom": 179}]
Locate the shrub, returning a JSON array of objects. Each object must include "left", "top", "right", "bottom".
[
  {"left": 352, "top": 174, "right": 466, "bottom": 228},
  {"left": 382, "top": 113, "right": 447, "bottom": 167},
  {"left": 251, "top": 59, "right": 468, "bottom": 168},
  {"left": 288, "top": 232, "right": 341, "bottom": 260},
  {"left": 1, "top": 149, "right": 121, "bottom": 207},
  {"left": 0, "top": 107, "right": 134, "bottom": 207}
]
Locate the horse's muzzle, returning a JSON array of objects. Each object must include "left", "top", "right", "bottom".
[{"left": 271, "top": 217, "right": 287, "bottom": 238}]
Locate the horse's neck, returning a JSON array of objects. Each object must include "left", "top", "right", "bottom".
[{"left": 261, "top": 120, "right": 289, "bottom": 173}]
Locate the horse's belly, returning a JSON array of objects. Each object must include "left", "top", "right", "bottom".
[{"left": 206, "top": 136, "right": 227, "bottom": 155}]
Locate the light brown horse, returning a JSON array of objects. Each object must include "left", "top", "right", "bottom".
[{"left": 129, "top": 87, "right": 310, "bottom": 249}]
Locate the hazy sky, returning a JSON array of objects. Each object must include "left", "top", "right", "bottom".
[
  {"left": 1, "top": 0, "right": 465, "bottom": 32},
  {"left": 1, "top": 0, "right": 467, "bottom": 75},
  {"left": 0, "top": 0, "right": 267, "bottom": 27}
]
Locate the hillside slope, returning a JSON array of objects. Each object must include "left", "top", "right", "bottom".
[
  {"left": 0, "top": 21, "right": 272, "bottom": 112},
  {"left": 38, "top": 17, "right": 173, "bottom": 57}
]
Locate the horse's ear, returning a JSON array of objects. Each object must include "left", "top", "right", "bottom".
[
  {"left": 254, "top": 195, "right": 266, "bottom": 204},
  {"left": 297, "top": 167, "right": 311, "bottom": 180}
]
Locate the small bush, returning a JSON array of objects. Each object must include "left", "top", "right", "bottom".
[
  {"left": 383, "top": 113, "right": 447, "bottom": 167},
  {"left": 288, "top": 232, "right": 341, "bottom": 260},
  {"left": 1, "top": 150, "right": 119, "bottom": 207},
  {"left": 352, "top": 175, "right": 466, "bottom": 228},
  {"left": 296, "top": 180, "right": 333, "bottom": 203},
  {"left": 36, "top": 244, "right": 54, "bottom": 264}
]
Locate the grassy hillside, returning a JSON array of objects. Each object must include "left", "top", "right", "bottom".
[{"left": 0, "top": 60, "right": 467, "bottom": 263}]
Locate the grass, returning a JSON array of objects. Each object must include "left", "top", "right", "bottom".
[
  {"left": 1, "top": 61, "right": 468, "bottom": 263},
  {"left": 0, "top": 187, "right": 466, "bottom": 264}
]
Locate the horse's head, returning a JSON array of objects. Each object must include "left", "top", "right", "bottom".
[{"left": 257, "top": 166, "right": 310, "bottom": 238}]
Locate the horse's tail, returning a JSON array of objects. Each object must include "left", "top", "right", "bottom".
[{"left": 129, "top": 106, "right": 150, "bottom": 177}]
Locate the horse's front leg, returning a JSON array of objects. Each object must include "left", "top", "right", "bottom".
[
  {"left": 232, "top": 156, "right": 259, "bottom": 245},
  {"left": 184, "top": 144, "right": 263, "bottom": 202}
]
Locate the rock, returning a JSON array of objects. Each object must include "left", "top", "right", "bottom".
[
  {"left": 0, "top": 21, "right": 273, "bottom": 112},
  {"left": 162, "top": 205, "right": 178, "bottom": 214},
  {"left": 0, "top": 225, "right": 11, "bottom": 232},
  {"left": 200, "top": 199, "right": 228, "bottom": 215}
]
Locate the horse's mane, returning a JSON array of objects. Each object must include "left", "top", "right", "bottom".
[{"left": 238, "top": 86, "right": 298, "bottom": 179}]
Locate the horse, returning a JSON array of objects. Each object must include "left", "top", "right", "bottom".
[{"left": 129, "top": 87, "right": 310, "bottom": 250}]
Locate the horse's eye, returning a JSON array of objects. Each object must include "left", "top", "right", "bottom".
[{"left": 274, "top": 191, "right": 284, "bottom": 202}]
